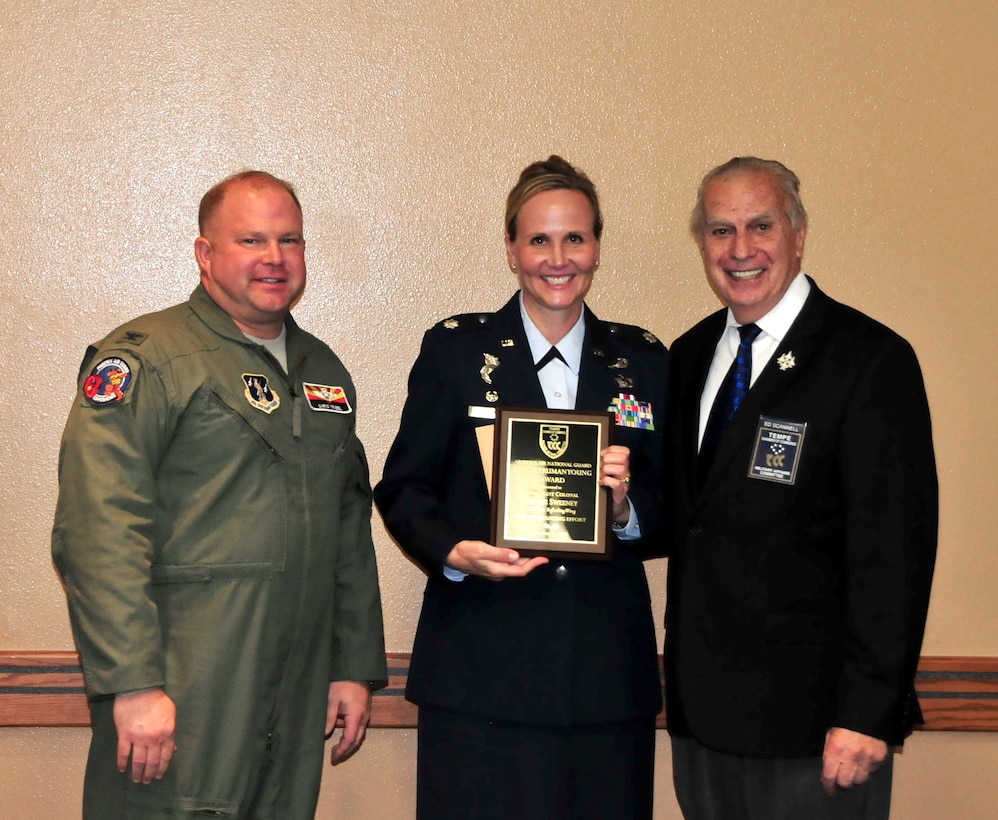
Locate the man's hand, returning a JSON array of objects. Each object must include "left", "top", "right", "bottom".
[
  {"left": 445, "top": 540, "right": 549, "bottom": 581},
  {"left": 113, "top": 688, "right": 177, "bottom": 784},
  {"left": 821, "top": 727, "right": 888, "bottom": 795},
  {"left": 327, "top": 680, "right": 373, "bottom": 765},
  {"left": 599, "top": 445, "right": 631, "bottom": 522}
]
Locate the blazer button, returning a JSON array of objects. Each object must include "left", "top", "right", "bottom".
[{"left": 554, "top": 564, "right": 569, "bottom": 580}]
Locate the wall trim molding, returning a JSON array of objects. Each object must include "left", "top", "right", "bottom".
[{"left": 2, "top": 652, "right": 996, "bottom": 731}]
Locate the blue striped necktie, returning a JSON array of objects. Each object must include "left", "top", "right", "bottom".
[{"left": 698, "top": 323, "right": 762, "bottom": 477}]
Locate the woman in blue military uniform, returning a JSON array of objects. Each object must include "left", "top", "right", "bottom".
[{"left": 375, "top": 156, "right": 669, "bottom": 819}]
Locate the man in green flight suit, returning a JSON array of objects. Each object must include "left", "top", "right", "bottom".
[{"left": 52, "top": 170, "right": 387, "bottom": 819}]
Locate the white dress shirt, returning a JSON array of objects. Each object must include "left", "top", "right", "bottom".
[
  {"left": 697, "top": 272, "right": 811, "bottom": 450},
  {"left": 521, "top": 296, "right": 584, "bottom": 410},
  {"left": 520, "top": 296, "right": 639, "bottom": 538}
]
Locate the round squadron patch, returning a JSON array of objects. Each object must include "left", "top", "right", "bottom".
[{"left": 83, "top": 358, "right": 133, "bottom": 405}]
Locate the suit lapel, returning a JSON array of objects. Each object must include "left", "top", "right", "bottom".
[
  {"left": 677, "top": 313, "right": 726, "bottom": 502},
  {"left": 577, "top": 310, "right": 619, "bottom": 412},
  {"left": 696, "top": 288, "right": 831, "bottom": 499},
  {"left": 479, "top": 295, "right": 546, "bottom": 409},
  {"left": 577, "top": 306, "right": 660, "bottom": 414}
]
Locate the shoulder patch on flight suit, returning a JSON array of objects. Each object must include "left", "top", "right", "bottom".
[{"left": 83, "top": 357, "right": 134, "bottom": 405}]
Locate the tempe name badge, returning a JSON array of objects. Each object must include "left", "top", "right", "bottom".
[{"left": 749, "top": 416, "right": 807, "bottom": 485}]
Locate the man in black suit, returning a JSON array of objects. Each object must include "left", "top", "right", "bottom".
[
  {"left": 375, "top": 156, "right": 668, "bottom": 819},
  {"left": 664, "top": 157, "right": 937, "bottom": 819}
]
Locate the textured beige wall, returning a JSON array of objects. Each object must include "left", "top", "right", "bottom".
[{"left": 2, "top": 0, "right": 996, "bottom": 817}]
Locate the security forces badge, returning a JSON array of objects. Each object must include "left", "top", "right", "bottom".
[{"left": 243, "top": 374, "right": 280, "bottom": 414}]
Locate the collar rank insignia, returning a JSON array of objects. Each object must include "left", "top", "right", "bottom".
[
  {"left": 83, "top": 357, "right": 133, "bottom": 405},
  {"left": 485, "top": 390, "right": 499, "bottom": 402},
  {"left": 443, "top": 318, "right": 459, "bottom": 329},
  {"left": 643, "top": 331, "right": 659, "bottom": 344},
  {"left": 777, "top": 351, "right": 796, "bottom": 371},
  {"left": 609, "top": 394, "right": 655, "bottom": 430},
  {"left": 501, "top": 339, "right": 515, "bottom": 347},
  {"left": 243, "top": 374, "right": 280, "bottom": 414},
  {"left": 303, "top": 382, "right": 352, "bottom": 413}
]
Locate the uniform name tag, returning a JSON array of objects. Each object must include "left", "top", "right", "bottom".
[
  {"left": 748, "top": 416, "right": 807, "bottom": 485},
  {"left": 302, "top": 383, "right": 352, "bottom": 413}
]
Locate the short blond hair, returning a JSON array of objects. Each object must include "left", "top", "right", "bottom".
[{"left": 505, "top": 155, "right": 603, "bottom": 241}]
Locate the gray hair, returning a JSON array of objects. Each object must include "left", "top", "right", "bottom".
[{"left": 689, "top": 157, "right": 807, "bottom": 239}]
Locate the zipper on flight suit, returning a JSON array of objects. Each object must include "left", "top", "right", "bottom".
[
  {"left": 254, "top": 346, "right": 307, "bottom": 439},
  {"left": 287, "top": 352, "right": 307, "bottom": 439}
]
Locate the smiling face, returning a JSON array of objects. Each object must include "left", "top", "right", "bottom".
[
  {"left": 505, "top": 188, "right": 600, "bottom": 341},
  {"left": 698, "top": 170, "right": 806, "bottom": 324},
  {"left": 194, "top": 178, "right": 306, "bottom": 339}
]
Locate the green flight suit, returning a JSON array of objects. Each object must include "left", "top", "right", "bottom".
[{"left": 52, "top": 285, "right": 387, "bottom": 819}]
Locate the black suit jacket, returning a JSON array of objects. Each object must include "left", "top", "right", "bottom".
[
  {"left": 664, "top": 279, "right": 937, "bottom": 756},
  {"left": 375, "top": 294, "right": 668, "bottom": 726}
]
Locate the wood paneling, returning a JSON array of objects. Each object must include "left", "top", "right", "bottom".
[{"left": 2, "top": 652, "right": 996, "bottom": 731}]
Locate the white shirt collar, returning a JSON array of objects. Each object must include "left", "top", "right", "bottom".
[
  {"left": 518, "top": 293, "right": 585, "bottom": 374},
  {"left": 723, "top": 271, "right": 811, "bottom": 342}
]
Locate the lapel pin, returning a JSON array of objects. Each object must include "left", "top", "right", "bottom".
[
  {"left": 485, "top": 390, "right": 499, "bottom": 402},
  {"left": 777, "top": 351, "right": 796, "bottom": 371}
]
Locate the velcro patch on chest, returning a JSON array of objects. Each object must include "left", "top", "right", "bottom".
[
  {"left": 302, "top": 382, "right": 352, "bottom": 414},
  {"left": 243, "top": 374, "right": 281, "bottom": 414}
]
